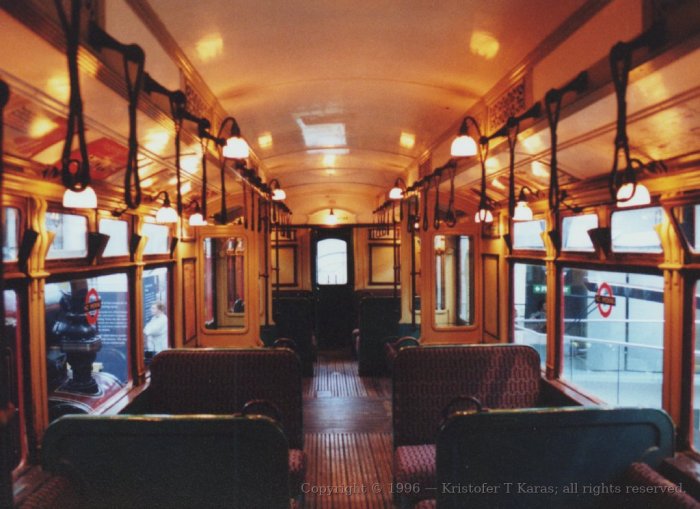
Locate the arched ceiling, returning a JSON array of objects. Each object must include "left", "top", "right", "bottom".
[{"left": 143, "top": 0, "right": 587, "bottom": 222}]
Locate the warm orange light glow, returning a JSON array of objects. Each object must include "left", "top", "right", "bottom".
[
  {"left": 258, "top": 132, "right": 273, "bottom": 149},
  {"left": 29, "top": 116, "right": 58, "bottom": 138},
  {"left": 531, "top": 161, "right": 550, "bottom": 178},
  {"left": 470, "top": 31, "right": 500, "bottom": 60},
  {"left": 400, "top": 132, "right": 415, "bottom": 149},
  {"left": 196, "top": 33, "right": 224, "bottom": 62}
]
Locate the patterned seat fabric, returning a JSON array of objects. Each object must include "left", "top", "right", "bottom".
[
  {"left": 394, "top": 444, "right": 436, "bottom": 500},
  {"left": 289, "top": 449, "right": 307, "bottom": 496},
  {"left": 149, "top": 349, "right": 303, "bottom": 449},
  {"left": 392, "top": 345, "right": 541, "bottom": 507},
  {"left": 393, "top": 345, "right": 541, "bottom": 448},
  {"left": 17, "top": 475, "right": 83, "bottom": 509},
  {"left": 600, "top": 462, "right": 700, "bottom": 509},
  {"left": 413, "top": 500, "right": 436, "bottom": 509}
]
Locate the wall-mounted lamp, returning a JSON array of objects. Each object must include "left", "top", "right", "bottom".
[
  {"left": 513, "top": 186, "right": 538, "bottom": 222},
  {"left": 187, "top": 200, "right": 208, "bottom": 227},
  {"left": 389, "top": 178, "right": 406, "bottom": 200},
  {"left": 216, "top": 117, "right": 250, "bottom": 160},
  {"left": 154, "top": 191, "right": 178, "bottom": 224},
  {"left": 325, "top": 208, "right": 338, "bottom": 226},
  {"left": 474, "top": 206, "right": 494, "bottom": 224},
  {"left": 269, "top": 179, "right": 286, "bottom": 201},
  {"left": 450, "top": 117, "right": 480, "bottom": 157},
  {"left": 55, "top": 0, "right": 97, "bottom": 209}
]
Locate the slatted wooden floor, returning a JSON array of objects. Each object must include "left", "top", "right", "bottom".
[{"left": 303, "top": 351, "right": 394, "bottom": 508}]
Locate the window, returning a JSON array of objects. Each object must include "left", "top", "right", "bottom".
[
  {"left": 46, "top": 212, "right": 88, "bottom": 259},
  {"left": 561, "top": 268, "right": 663, "bottom": 407},
  {"left": 694, "top": 281, "right": 700, "bottom": 450},
  {"left": 99, "top": 219, "right": 129, "bottom": 257},
  {"left": 513, "top": 219, "right": 546, "bottom": 250},
  {"left": 45, "top": 273, "right": 129, "bottom": 421},
  {"left": 143, "top": 267, "right": 170, "bottom": 364},
  {"left": 611, "top": 207, "right": 663, "bottom": 253},
  {"left": 5, "top": 289, "right": 27, "bottom": 472},
  {"left": 3, "top": 207, "right": 20, "bottom": 261},
  {"left": 673, "top": 204, "right": 700, "bottom": 252},
  {"left": 142, "top": 223, "right": 170, "bottom": 255},
  {"left": 562, "top": 214, "right": 597, "bottom": 252},
  {"left": 203, "top": 237, "right": 246, "bottom": 330},
  {"left": 316, "top": 238, "right": 348, "bottom": 285},
  {"left": 513, "top": 263, "right": 547, "bottom": 366},
  {"left": 434, "top": 235, "right": 472, "bottom": 327}
]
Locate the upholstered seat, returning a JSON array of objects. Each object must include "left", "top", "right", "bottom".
[
  {"left": 394, "top": 445, "right": 436, "bottom": 496},
  {"left": 17, "top": 475, "right": 83, "bottom": 509}
]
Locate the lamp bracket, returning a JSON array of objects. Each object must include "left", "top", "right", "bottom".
[{"left": 88, "top": 21, "right": 144, "bottom": 63}]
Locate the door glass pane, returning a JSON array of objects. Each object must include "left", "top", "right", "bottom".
[
  {"left": 143, "top": 267, "right": 170, "bottom": 364},
  {"left": 562, "top": 268, "right": 664, "bottom": 407},
  {"left": 45, "top": 273, "right": 129, "bottom": 421},
  {"left": 316, "top": 238, "right": 348, "bottom": 285},
  {"left": 46, "top": 212, "right": 88, "bottom": 259},
  {"left": 5, "top": 289, "right": 27, "bottom": 471},
  {"left": 694, "top": 282, "right": 700, "bottom": 450},
  {"left": 99, "top": 219, "right": 129, "bottom": 257},
  {"left": 434, "top": 235, "right": 472, "bottom": 327},
  {"left": 513, "top": 263, "right": 547, "bottom": 366},
  {"left": 203, "top": 237, "right": 246, "bottom": 329}
]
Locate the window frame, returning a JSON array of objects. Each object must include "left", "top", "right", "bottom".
[
  {"left": 608, "top": 205, "right": 665, "bottom": 261},
  {"left": 510, "top": 216, "right": 547, "bottom": 255},
  {"left": 97, "top": 213, "right": 132, "bottom": 263},
  {"left": 141, "top": 220, "right": 173, "bottom": 260}
]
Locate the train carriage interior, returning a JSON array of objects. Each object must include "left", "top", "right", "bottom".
[{"left": 2, "top": 0, "right": 700, "bottom": 507}]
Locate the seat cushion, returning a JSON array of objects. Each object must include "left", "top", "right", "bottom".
[
  {"left": 394, "top": 444, "right": 436, "bottom": 500},
  {"left": 289, "top": 448, "right": 307, "bottom": 496},
  {"left": 414, "top": 500, "right": 436, "bottom": 509}
]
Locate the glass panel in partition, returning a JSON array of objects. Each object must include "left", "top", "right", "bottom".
[
  {"left": 512, "top": 263, "right": 547, "bottom": 366},
  {"left": 513, "top": 219, "right": 546, "bottom": 250},
  {"left": 46, "top": 212, "right": 88, "bottom": 259},
  {"left": 143, "top": 267, "right": 170, "bottom": 364},
  {"left": 203, "top": 237, "right": 246, "bottom": 329},
  {"left": 611, "top": 207, "right": 663, "bottom": 253},
  {"left": 44, "top": 273, "right": 129, "bottom": 422},
  {"left": 434, "top": 234, "right": 472, "bottom": 327},
  {"left": 561, "top": 267, "right": 664, "bottom": 407},
  {"left": 316, "top": 238, "right": 348, "bottom": 285},
  {"left": 5, "top": 289, "right": 26, "bottom": 471},
  {"left": 694, "top": 282, "right": 700, "bottom": 451}
]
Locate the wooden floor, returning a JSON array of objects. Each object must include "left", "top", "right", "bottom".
[{"left": 303, "top": 351, "right": 394, "bottom": 508}]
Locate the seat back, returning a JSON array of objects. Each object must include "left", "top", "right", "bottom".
[
  {"left": 436, "top": 407, "right": 674, "bottom": 509},
  {"left": 148, "top": 348, "right": 303, "bottom": 448},
  {"left": 42, "top": 414, "right": 291, "bottom": 509},
  {"left": 392, "top": 344, "right": 541, "bottom": 447},
  {"left": 273, "top": 296, "right": 317, "bottom": 375},
  {"left": 357, "top": 296, "right": 400, "bottom": 374}
]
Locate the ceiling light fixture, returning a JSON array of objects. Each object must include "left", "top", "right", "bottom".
[
  {"left": 513, "top": 186, "right": 538, "bottom": 222},
  {"left": 269, "top": 179, "right": 287, "bottom": 201},
  {"left": 325, "top": 208, "right": 338, "bottom": 226},
  {"left": 451, "top": 116, "right": 493, "bottom": 223},
  {"left": 154, "top": 191, "right": 179, "bottom": 224}
]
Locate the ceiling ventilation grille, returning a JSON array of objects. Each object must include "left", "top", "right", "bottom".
[{"left": 488, "top": 78, "right": 527, "bottom": 134}]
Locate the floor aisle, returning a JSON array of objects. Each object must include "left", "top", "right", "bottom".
[{"left": 303, "top": 351, "right": 394, "bottom": 508}]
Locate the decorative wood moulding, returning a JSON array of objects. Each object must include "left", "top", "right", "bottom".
[{"left": 488, "top": 78, "right": 528, "bottom": 134}]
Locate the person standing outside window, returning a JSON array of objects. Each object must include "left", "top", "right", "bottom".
[{"left": 144, "top": 301, "right": 168, "bottom": 363}]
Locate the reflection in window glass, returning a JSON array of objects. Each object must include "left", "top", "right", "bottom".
[
  {"left": 434, "top": 235, "right": 472, "bottom": 327},
  {"left": 317, "top": 238, "right": 348, "bottom": 285},
  {"left": 513, "top": 263, "right": 547, "bottom": 366},
  {"left": 562, "top": 214, "right": 597, "bottom": 252},
  {"left": 3, "top": 207, "right": 20, "bottom": 261},
  {"left": 562, "top": 268, "right": 663, "bottom": 407},
  {"left": 611, "top": 207, "right": 663, "bottom": 253},
  {"left": 143, "top": 267, "right": 169, "bottom": 364},
  {"left": 46, "top": 212, "right": 88, "bottom": 259},
  {"left": 203, "top": 237, "right": 246, "bottom": 329},
  {"left": 5, "top": 290, "right": 27, "bottom": 471},
  {"left": 99, "top": 219, "right": 129, "bottom": 257},
  {"left": 513, "top": 219, "right": 546, "bottom": 250},
  {"left": 142, "top": 223, "right": 170, "bottom": 255},
  {"left": 45, "top": 273, "right": 129, "bottom": 422}
]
